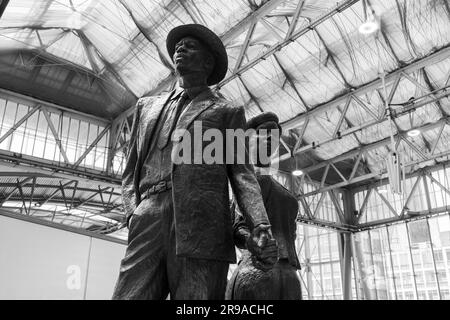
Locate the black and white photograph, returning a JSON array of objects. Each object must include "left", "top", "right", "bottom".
[{"left": 0, "top": 0, "right": 450, "bottom": 306}]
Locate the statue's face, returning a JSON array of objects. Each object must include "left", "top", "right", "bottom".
[
  {"left": 251, "top": 122, "right": 281, "bottom": 167},
  {"left": 173, "top": 36, "right": 213, "bottom": 77}
]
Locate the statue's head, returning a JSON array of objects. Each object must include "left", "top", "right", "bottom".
[
  {"left": 246, "top": 112, "right": 282, "bottom": 168},
  {"left": 167, "top": 24, "right": 228, "bottom": 86}
]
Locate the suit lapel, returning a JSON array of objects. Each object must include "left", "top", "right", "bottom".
[
  {"left": 138, "top": 89, "right": 180, "bottom": 158},
  {"left": 176, "top": 88, "right": 216, "bottom": 131}
]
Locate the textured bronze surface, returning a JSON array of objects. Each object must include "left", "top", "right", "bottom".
[
  {"left": 226, "top": 174, "right": 302, "bottom": 300},
  {"left": 116, "top": 87, "right": 273, "bottom": 299}
]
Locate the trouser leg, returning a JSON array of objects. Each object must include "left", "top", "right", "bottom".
[
  {"left": 113, "top": 190, "right": 229, "bottom": 300},
  {"left": 167, "top": 253, "right": 229, "bottom": 300},
  {"left": 112, "top": 197, "right": 169, "bottom": 300},
  {"left": 165, "top": 201, "right": 229, "bottom": 300}
]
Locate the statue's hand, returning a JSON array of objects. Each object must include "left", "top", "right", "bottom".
[{"left": 246, "top": 224, "right": 278, "bottom": 271}]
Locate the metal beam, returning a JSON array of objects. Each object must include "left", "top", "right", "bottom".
[
  {"left": 260, "top": 18, "right": 284, "bottom": 42},
  {"left": 0, "top": 104, "right": 40, "bottom": 144},
  {"left": 422, "top": 174, "right": 432, "bottom": 212},
  {"left": 356, "top": 206, "right": 450, "bottom": 232},
  {"left": 298, "top": 191, "right": 314, "bottom": 220},
  {"left": 276, "top": 58, "right": 450, "bottom": 165},
  {"left": 278, "top": 84, "right": 450, "bottom": 163},
  {"left": 273, "top": 53, "right": 310, "bottom": 110},
  {"left": 16, "top": 178, "right": 28, "bottom": 214},
  {"left": 75, "top": 187, "right": 111, "bottom": 209},
  {"left": 285, "top": 0, "right": 306, "bottom": 40},
  {"left": 400, "top": 176, "right": 422, "bottom": 217},
  {"left": 28, "top": 176, "right": 36, "bottom": 214},
  {"left": 2, "top": 40, "right": 108, "bottom": 88},
  {"left": 76, "top": 31, "right": 117, "bottom": 106},
  {"left": 297, "top": 216, "right": 356, "bottom": 232},
  {"left": 221, "top": 0, "right": 287, "bottom": 45},
  {"left": 77, "top": 30, "right": 137, "bottom": 97},
  {"left": 0, "top": 176, "right": 33, "bottom": 204},
  {"left": 312, "top": 192, "right": 326, "bottom": 218},
  {"left": 352, "top": 158, "right": 450, "bottom": 194},
  {"left": 298, "top": 141, "right": 450, "bottom": 198},
  {"left": 292, "top": 118, "right": 309, "bottom": 152},
  {"left": 0, "top": 181, "right": 121, "bottom": 197},
  {"left": 218, "top": 0, "right": 359, "bottom": 89},
  {"left": 117, "top": 0, "right": 174, "bottom": 71},
  {"left": 357, "top": 187, "right": 373, "bottom": 223},
  {"left": 113, "top": 0, "right": 354, "bottom": 123},
  {"left": 0, "top": 88, "right": 108, "bottom": 126},
  {"left": 332, "top": 97, "right": 351, "bottom": 138},
  {"left": 0, "top": 150, "right": 121, "bottom": 186},
  {"left": 299, "top": 115, "right": 449, "bottom": 177},
  {"left": 401, "top": 135, "right": 428, "bottom": 161},
  {"left": 106, "top": 121, "right": 119, "bottom": 175},
  {"left": 320, "top": 164, "right": 330, "bottom": 187},
  {"left": 330, "top": 163, "right": 347, "bottom": 183},
  {"left": 40, "top": 180, "right": 77, "bottom": 206},
  {"left": 3, "top": 196, "right": 121, "bottom": 215},
  {"left": 349, "top": 150, "right": 363, "bottom": 181},
  {"left": 234, "top": 20, "right": 257, "bottom": 73},
  {"left": 350, "top": 162, "right": 450, "bottom": 229},
  {"left": 0, "top": 208, "right": 126, "bottom": 245},
  {"left": 282, "top": 46, "right": 450, "bottom": 131},
  {"left": 73, "top": 125, "right": 111, "bottom": 168},
  {"left": 426, "top": 172, "right": 450, "bottom": 198},
  {"left": 352, "top": 95, "right": 378, "bottom": 121},
  {"left": 431, "top": 121, "right": 446, "bottom": 155},
  {"left": 375, "top": 189, "right": 399, "bottom": 217},
  {"left": 42, "top": 108, "right": 70, "bottom": 164},
  {"left": 329, "top": 190, "right": 346, "bottom": 223}
]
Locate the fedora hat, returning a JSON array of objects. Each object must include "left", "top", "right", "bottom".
[
  {"left": 246, "top": 112, "right": 282, "bottom": 135},
  {"left": 166, "top": 24, "right": 228, "bottom": 86}
]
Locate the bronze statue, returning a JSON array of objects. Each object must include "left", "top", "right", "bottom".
[
  {"left": 226, "top": 112, "right": 302, "bottom": 300},
  {"left": 112, "top": 24, "right": 277, "bottom": 300}
]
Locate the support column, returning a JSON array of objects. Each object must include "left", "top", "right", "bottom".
[
  {"left": 342, "top": 232, "right": 353, "bottom": 300},
  {"left": 341, "top": 190, "right": 357, "bottom": 300}
]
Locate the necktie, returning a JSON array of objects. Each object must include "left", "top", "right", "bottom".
[{"left": 157, "top": 92, "right": 189, "bottom": 149}]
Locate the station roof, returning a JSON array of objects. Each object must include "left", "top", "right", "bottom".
[{"left": 0, "top": 0, "right": 450, "bottom": 236}]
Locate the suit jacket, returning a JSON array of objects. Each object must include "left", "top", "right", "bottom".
[
  {"left": 232, "top": 174, "right": 301, "bottom": 269},
  {"left": 121, "top": 87, "right": 270, "bottom": 263}
]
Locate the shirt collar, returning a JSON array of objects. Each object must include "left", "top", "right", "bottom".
[
  {"left": 169, "top": 85, "right": 212, "bottom": 102},
  {"left": 169, "top": 87, "right": 185, "bottom": 101}
]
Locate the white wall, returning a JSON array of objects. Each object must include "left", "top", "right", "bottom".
[{"left": 0, "top": 215, "right": 126, "bottom": 300}]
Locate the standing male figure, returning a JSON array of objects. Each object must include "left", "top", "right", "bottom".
[{"left": 112, "top": 24, "right": 277, "bottom": 300}]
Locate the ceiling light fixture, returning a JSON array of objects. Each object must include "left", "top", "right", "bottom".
[
  {"left": 359, "top": 0, "right": 380, "bottom": 35},
  {"left": 292, "top": 155, "right": 304, "bottom": 176},
  {"left": 407, "top": 129, "right": 421, "bottom": 137}
]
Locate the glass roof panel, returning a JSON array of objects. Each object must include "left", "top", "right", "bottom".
[{"left": 46, "top": 31, "right": 92, "bottom": 69}]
